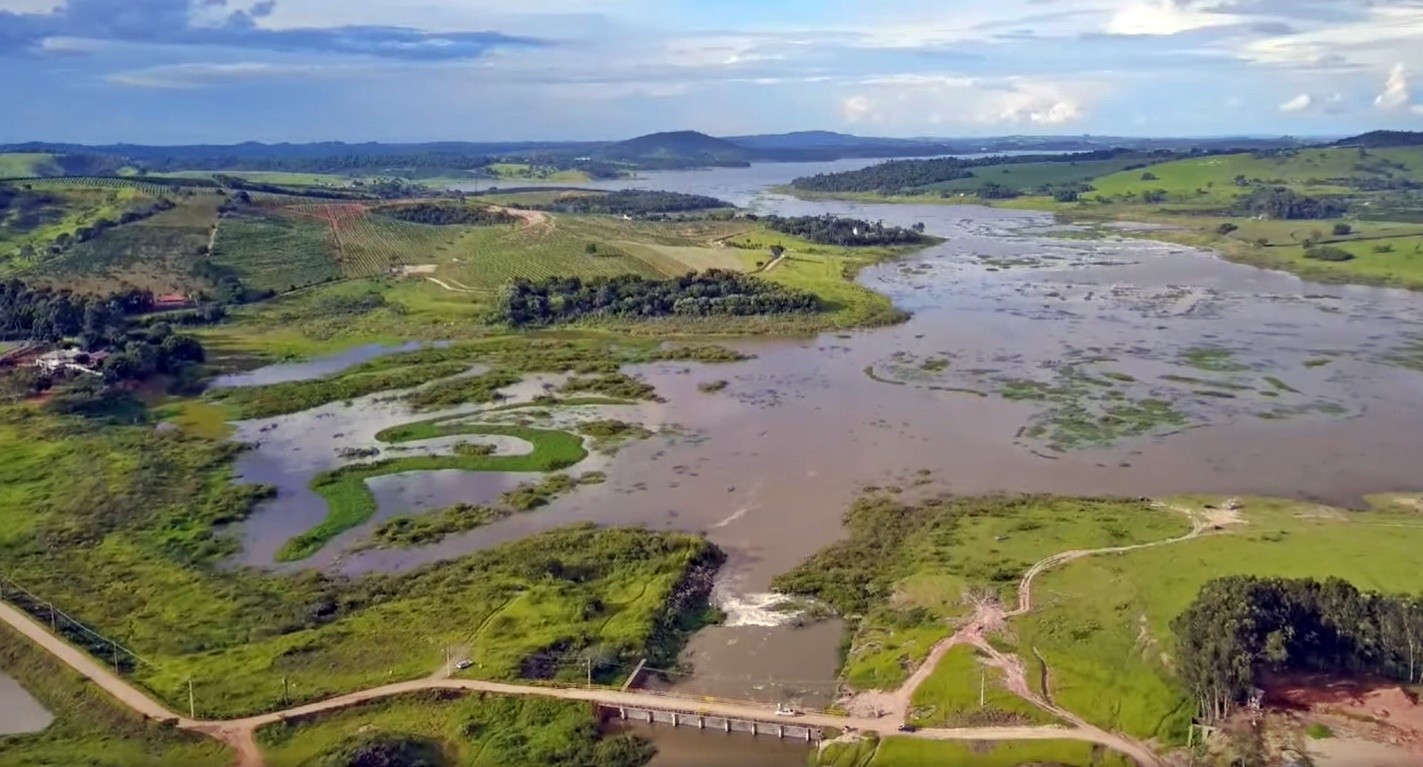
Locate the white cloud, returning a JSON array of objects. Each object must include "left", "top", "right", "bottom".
[
  {"left": 1376, "top": 63, "right": 1412, "bottom": 111},
  {"left": 840, "top": 74, "right": 1103, "bottom": 128},
  {"left": 1106, "top": 0, "right": 1238, "bottom": 36},
  {"left": 107, "top": 62, "right": 334, "bottom": 89},
  {"left": 1279, "top": 93, "right": 1313, "bottom": 112}
]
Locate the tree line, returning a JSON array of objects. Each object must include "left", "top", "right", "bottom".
[
  {"left": 376, "top": 202, "right": 518, "bottom": 226},
  {"left": 757, "top": 214, "right": 928, "bottom": 246},
  {"left": 1231, "top": 187, "right": 1346, "bottom": 220},
  {"left": 1173, "top": 575, "right": 1423, "bottom": 723},
  {"left": 528, "top": 190, "right": 732, "bottom": 217},
  {"left": 790, "top": 150, "right": 1152, "bottom": 194},
  {"left": 495, "top": 271, "right": 820, "bottom": 327}
]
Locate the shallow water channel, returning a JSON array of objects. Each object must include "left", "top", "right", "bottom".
[
  {"left": 0, "top": 672, "right": 52, "bottom": 736},
  {"left": 227, "top": 160, "right": 1423, "bottom": 762}
]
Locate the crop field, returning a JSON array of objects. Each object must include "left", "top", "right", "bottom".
[
  {"left": 30, "top": 193, "right": 224, "bottom": 293},
  {"left": 1012, "top": 495, "right": 1423, "bottom": 743},
  {"left": 25, "top": 176, "right": 206, "bottom": 196},
  {"left": 210, "top": 211, "right": 341, "bottom": 293},
  {"left": 340, "top": 214, "right": 464, "bottom": 276},
  {"left": 917, "top": 157, "right": 1157, "bottom": 195},
  {"left": 1, "top": 184, "right": 150, "bottom": 271},
  {"left": 159, "top": 170, "right": 359, "bottom": 186}
]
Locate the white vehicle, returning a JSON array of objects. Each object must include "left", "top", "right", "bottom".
[
  {"left": 455, "top": 660, "right": 474, "bottom": 670},
  {"left": 774, "top": 704, "right": 800, "bottom": 717}
]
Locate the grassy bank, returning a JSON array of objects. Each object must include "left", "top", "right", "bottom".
[
  {"left": 0, "top": 623, "right": 232, "bottom": 767},
  {"left": 0, "top": 405, "right": 719, "bottom": 719},
  {"left": 772, "top": 494, "right": 1190, "bottom": 692},
  {"left": 278, "top": 424, "right": 589, "bottom": 561},
  {"left": 256, "top": 690, "right": 651, "bottom": 767}
]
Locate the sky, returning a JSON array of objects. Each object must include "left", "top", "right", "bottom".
[{"left": 1, "top": 0, "right": 1422, "bottom": 144}]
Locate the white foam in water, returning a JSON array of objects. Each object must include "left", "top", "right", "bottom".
[{"left": 716, "top": 590, "right": 804, "bottom": 628}]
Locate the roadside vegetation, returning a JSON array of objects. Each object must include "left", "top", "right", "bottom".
[{"left": 256, "top": 691, "right": 656, "bottom": 767}]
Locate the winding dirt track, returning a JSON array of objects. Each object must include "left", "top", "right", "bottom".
[{"left": 0, "top": 502, "right": 1231, "bottom": 767}]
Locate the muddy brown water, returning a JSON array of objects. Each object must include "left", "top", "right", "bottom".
[
  {"left": 228, "top": 161, "right": 1423, "bottom": 761},
  {"left": 0, "top": 672, "right": 52, "bottom": 736}
]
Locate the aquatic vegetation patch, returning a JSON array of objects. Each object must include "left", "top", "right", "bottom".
[
  {"left": 1180, "top": 346, "right": 1249, "bottom": 372},
  {"left": 1383, "top": 334, "right": 1423, "bottom": 372},
  {"left": 277, "top": 424, "right": 588, "bottom": 561}
]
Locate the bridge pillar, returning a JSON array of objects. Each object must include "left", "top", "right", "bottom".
[
  {"left": 618, "top": 707, "right": 626, "bottom": 720},
  {"left": 805, "top": 728, "right": 812, "bottom": 742},
  {"left": 645, "top": 710, "right": 653, "bottom": 723},
  {"left": 777, "top": 725, "right": 784, "bottom": 739},
  {"left": 723, "top": 719, "right": 730, "bottom": 733},
  {"left": 697, "top": 716, "right": 705, "bottom": 729},
  {"left": 751, "top": 722, "right": 757, "bottom": 736},
  {"left": 671, "top": 713, "right": 678, "bottom": 727}
]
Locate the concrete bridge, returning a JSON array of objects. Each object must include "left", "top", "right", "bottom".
[{"left": 602, "top": 703, "right": 823, "bottom": 742}]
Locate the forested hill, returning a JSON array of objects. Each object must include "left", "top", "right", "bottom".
[
  {"left": 1333, "top": 130, "right": 1423, "bottom": 148},
  {"left": 790, "top": 150, "right": 1156, "bottom": 194}
]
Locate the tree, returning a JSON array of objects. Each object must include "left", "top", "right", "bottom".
[
  {"left": 769, "top": 245, "right": 785, "bottom": 260},
  {"left": 1216, "top": 222, "right": 1239, "bottom": 235},
  {"left": 1332, "top": 222, "right": 1353, "bottom": 236},
  {"left": 585, "top": 242, "right": 599, "bottom": 255}
]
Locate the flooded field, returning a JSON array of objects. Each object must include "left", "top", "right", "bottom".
[
  {"left": 0, "top": 672, "right": 51, "bottom": 736},
  {"left": 226, "top": 161, "right": 1423, "bottom": 760}
]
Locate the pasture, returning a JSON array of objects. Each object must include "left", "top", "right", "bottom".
[
  {"left": 918, "top": 157, "right": 1156, "bottom": 195},
  {"left": 1012, "top": 495, "right": 1423, "bottom": 743},
  {"left": 1088, "top": 147, "right": 1423, "bottom": 204}
]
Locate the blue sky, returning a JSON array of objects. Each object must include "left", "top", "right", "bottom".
[{"left": 2, "top": 0, "right": 1422, "bottom": 143}]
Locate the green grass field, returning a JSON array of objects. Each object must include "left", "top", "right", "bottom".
[
  {"left": 0, "top": 623, "right": 233, "bottom": 767},
  {"left": 864, "top": 738, "right": 1131, "bottom": 767},
  {"left": 256, "top": 690, "right": 647, "bottom": 767},
  {"left": 0, "top": 153, "right": 58, "bottom": 179},
  {"left": 210, "top": 211, "right": 340, "bottom": 293},
  {"left": 486, "top": 162, "right": 591, "bottom": 183},
  {"left": 1012, "top": 495, "right": 1423, "bottom": 744},
  {"left": 1088, "top": 147, "right": 1423, "bottom": 204},
  {"left": 920, "top": 157, "right": 1157, "bottom": 196},
  {"left": 158, "top": 170, "right": 360, "bottom": 186},
  {"left": 907, "top": 645, "right": 1057, "bottom": 728}
]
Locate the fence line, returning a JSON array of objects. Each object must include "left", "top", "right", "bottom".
[{"left": 0, "top": 573, "right": 163, "bottom": 673}]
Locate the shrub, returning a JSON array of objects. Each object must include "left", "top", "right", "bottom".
[
  {"left": 1216, "top": 222, "right": 1239, "bottom": 235},
  {"left": 1304, "top": 246, "right": 1354, "bottom": 262},
  {"left": 1375, "top": 244, "right": 1396, "bottom": 254},
  {"left": 1332, "top": 223, "right": 1353, "bottom": 236}
]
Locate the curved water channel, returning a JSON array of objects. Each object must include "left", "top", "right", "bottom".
[{"left": 227, "top": 160, "right": 1423, "bottom": 765}]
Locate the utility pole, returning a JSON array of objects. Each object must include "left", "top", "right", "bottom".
[
  {"left": 282, "top": 677, "right": 289, "bottom": 705},
  {"left": 979, "top": 670, "right": 986, "bottom": 708},
  {"left": 112, "top": 641, "right": 119, "bottom": 673},
  {"left": 586, "top": 657, "right": 592, "bottom": 689},
  {"left": 188, "top": 678, "right": 196, "bottom": 719}
]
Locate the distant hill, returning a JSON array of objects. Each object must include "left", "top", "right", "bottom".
[
  {"left": 601, "top": 131, "right": 753, "bottom": 166},
  {"left": 1334, "top": 131, "right": 1423, "bottom": 148}
]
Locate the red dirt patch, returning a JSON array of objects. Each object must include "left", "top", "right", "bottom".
[{"left": 1263, "top": 672, "right": 1423, "bottom": 743}]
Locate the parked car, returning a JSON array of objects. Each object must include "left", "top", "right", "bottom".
[
  {"left": 455, "top": 660, "right": 473, "bottom": 670},
  {"left": 897, "top": 724, "right": 918, "bottom": 733}
]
